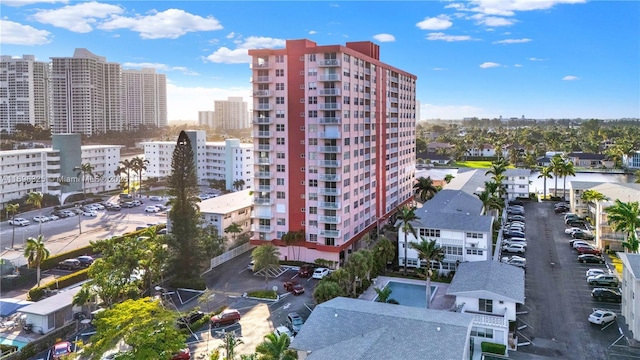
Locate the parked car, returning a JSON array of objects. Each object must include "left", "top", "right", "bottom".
[
  {"left": 177, "top": 311, "right": 205, "bottom": 329},
  {"left": 274, "top": 325, "right": 294, "bottom": 339},
  {"left": 58, "top": 258, "right": 82, "bottom": 270},
  {"left": 284, "top": 281, "right": 305, "bottom": 295},
  {"left": 62, "top": 210, "right": 77, "bottom": 217},
  {"left": 591, "top": 288, "right": 622, "bottom": 303},
  {"left": 48, "top": 214, "right": 60, "bottom": 221},
  {"left": 507, "top": 215, "right": 525, "bottom": 222},
  {"left": 132, "top": 200, "right": 143, "bottom": 206},
  {"left": 588, "top": 310, "right": 617, "bottom": 325},
  {"left": 287, "top": 312, "right": 304, "bottom": 334},
  {"left": 503, "top": 239, "right": 527, "bottom": 247},
  {"left": 576, "top": 246, "right": 601, "bottom": 256},
  {"left": 157, "top": 228, "right": 169, "bottom": 235},
  {"left": 578, "top": 254, "right": 605, "bottom": 264},
  {"left": 572, "top": 231, "right": 595, "bottom": 240},
  {"left": 51, "top": 341, "right": 73, "bottom": 360},
  {"left": 144, "top": 206, "right": 160, "bottom": 213},
  {"left": 507, "top": 209, "right": 524, "bottom": 216},
  {"left": 504, "top": 230, "right": 526, "bottom": 239},
  {"left": 149, "top": 196, "right": 163, "bottom": 201},
  {"left": 247, "top": 260, "right": 255, "bottom": 271},
  {"left": 554, "top": 206, "right": 570, "bottom": 213},
  {"left": 33, "top": 215, "right": 49, "bottom": 223},
  {"left": 312, "top": 267, "right": 330, "bottom": 279},
  {"left": 570, "top": 239, "right": 592, "bottom": 248},
  {"left": 587, "top": 274, "right": 619, "bottom": 287},
  {"left": 8, "top": 218, "right": 30, "bottom": 226},
  {"left": 509, "top": 199, "right": 524, "bottom": 206},
  {"left": 298, "top": 265, "right": 315, "bottom": 278},
  {"left": 154, "top": 204, "right": 168, "bottom": 211},
  {"left": 502, "top": 243, "right": 526, "bottom": 254},
  {"left": 565, "top": 227, "right": 584, "bottom": 235},
  {"left": 566, "top": 219, "right": 586, "bottom": 227},
  {"left": 210, "top": 309, "right": 241, "bottom": 327},
  {"left": 503, "top": 257, "right": 526, "bottom": 269},
  {"left": 121, "top": 202, "right": 135, "bottom": 208},
  {"left": 77, "top": 255, "right": 95, "bottom": 267},
  {"left": 586, "top": 268, "right": 610, "bottom": 278},
  {"left": 171, "top": 348, "right": 191, "bottom": 360},
  {"left": 83, "top": 210, "right": 98, "bottom": 217}
]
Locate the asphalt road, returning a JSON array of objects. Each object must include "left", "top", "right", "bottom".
[{"left": 515, "top": 202, "right": 625, "bottom": 359}]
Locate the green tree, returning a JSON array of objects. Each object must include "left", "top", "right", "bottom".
[
  {"left": 326, "top": 268, "right": 351, "bottom": 295},
  {"left": 396, "top": 207, "right": 418, "bottom": 275},
  {"left": 224, "top": 223, "right": 243, "bottom": 243},
  {"left": 475, "top": 189, "right": 502, "bottom": 217},
  {"left": 131, "top": 157, "right": 150, "bottom": 197},
  {"left": 372, "top": 236, "right": 395, "bottom": 276},
  {"left": 116, "top": 159, "right": 134, "bottom": 194},
  {"left": 634, "top": 169, "right": 640, "bottom": 184},
  {"left": 413, "top": 176, "right": 439, "bottom": 202},
  {"left": 219, "top": 332, "right": 244, "bottom": 360},
  {"left": 252, "top": 243, "right": 281, "bottom": 288},
  {"left": 313, "top": 280, "right": 345, "bottom": 304},
  {"left": 74, "top": 162, "right": 95, "bottom": 197},
  {"left": 373, "top": 287, "right": 393, "bottom": 303},
  {"left": 606, "top": 200, "right": 640, "bottom": 253},
  {"left": 233, "top": 179, "right": 246, "bottom": 191},
  {"left": 26, "top": 191, "right": 44, "bottom": 234},
  {"left": 6, "top": 203, "right": 19, "bottom": 249},
  {"left": 281, "top": 230, "right": 305, "bottom": 261},
  {"left": 23, "top": 235, "right": 50, "bottom": 287},
  {"left": 409, "top": 238, "right": 445, "bottom": 309},
  {"left": 444, "top": 174, "right": 455, "bottom": 184},
  {"left": 550, "top": 155, "right": 565, "bottom": 197},
  {"left": 85, "top": 298, "right": 187, "bottom": 360},
  {"left": 560, "top": 160, "right": 576, "bottom": 201},
  {"left": 344, "top": 251, "right": 372, "bottom": 296},
  {"left": 255, "top": 332, "right": 297, "bottom": 360},
  {"left": 166, "top": 131, "right": 202, "bottom": 280},
  {"left": 537, "top": 166, "right": 553, "bottom": 200}
]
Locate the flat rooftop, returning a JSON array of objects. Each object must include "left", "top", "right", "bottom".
[{"left": 199, "top": 189, "right": 253, "bottom": 214}]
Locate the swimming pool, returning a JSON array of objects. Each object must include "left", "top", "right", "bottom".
[
  {"left": 0, "top": 337, "right": 29, "bottom": 350},
  {"left": 376, "top": 281, "right": 438, "bottom": 308}
]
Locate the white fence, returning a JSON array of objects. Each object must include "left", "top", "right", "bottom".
[{"left": 208, "top": 242, "right": 255, "bottom": 270}]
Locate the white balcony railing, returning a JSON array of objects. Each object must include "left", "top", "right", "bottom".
[
  {"left": 318, "top": 146, "right": 341, "bottom": 153},
  {"left": 318, "top": 103, "right": 341, "bottom": 110},
  {"left": 254, "top": 76, "right": 271, "bottom": 83},
  {"left": 253, "top": 117, "right": 273, "bottom": 125},
  {"left": 318, "top": 74, "right": 341, "bottom": 81},
  {"left": 254, "top": 197, "right": 272, "bottom": 205},
  {"left": 256, "top": 158, "right": 272, "bottom": 165},
  {"left": 256, "top": 104, "right": 273, "bottom": 111},
  {"left": 320, "top": 229, "right": 341, "bottom": 237},
  {"left": 319, "top": 188, "right": 341, "bottom": 195},
  {"left": 319, "top": 131, "right": 341, "bottom": 139},
  {"left": 318, "top": 59, "right": 341, "bottom": 67},
  {"left": 252, "top": 62, "right": 272, "bottom": 69},
  {"left": 253, "top": 130, "right": 274, "bottom": 138},
  {"left": 256, "top": 185, "right": 273, "bottom": 192},
  {"left": 318, "top": 88, "right": 341, "bottom": 96},
  {"left": 318, "top": 117, "right": 341, "bottom": 124},
  {"left": 319, "top": 174, "right": 341, "bottom": 181},
  {"left": 319, "top": 201, "right": 341, "bottom": 209},
  {"left": 255, "top": 172, "right": 273, "bottom": 178},
  {"left": 253, "top": 90, "right": 272, "bottom": 97},
  {"left": 319, "top": 215, "right": 341, "bottom": 224},
  {"left": 257, "top": 144, "right": 273, "bottom": 152},
  {"left": 319, "top": 160, "right": 341, "bottom": 167}
]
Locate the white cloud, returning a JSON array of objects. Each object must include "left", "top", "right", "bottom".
[
  {"left": 205, "top": 36, "right": 286, "bottom": 64},
  {"left": 99, "top": 8, "right": 223, "bottom": 39},
  {"left": 420, "top": 103, "right": 490, "bottom": 120},
  {"left": 426, "top": 32, "right": 472, "bottom": 42},
  {"left": 226, "top": 32, "right": 235, "bottom": 39},
  {"left": 2, "top": 0, "right": 65, "bottom": 6},
  {"left": 308, "top": 30, "right": 317, "bottom": 35},
  {"left": 481, "top": 16, "right": 515, "bottom": 26},
  {"left": 0, "top": 19, "right": 52, "bottom": 45},
  {"left": 372, "top": 33, "right": 395, "bottom": 42},
  {"left": 562, "top": 75, "right": 580, "bottom": 81},
  {"left": 479, "top": 62, "right": 502, "bottom": 68},
  {"left": 32, "top": 1, "right": 123, "bottom": 33},
  {"left": 528, "top": 57, "right": 545, "bottom": 61},
  {"left": 166, "top": 82, "right": 251, "bottom": 120},
  {"left": 514, "top": 64, "right": 523, "bottom": 67},
  {"left": 493, "top": 38, "right": 532, "bottom": 44},
  {"left": 432, "top": 67, "right": 446, "bottom": 71},
  {"left": 416, "top": 15, "right": 453, "bottom": 30},
  {"left": 444, "top": 3, "right": 465, "bottom": 10},
  {"left": 122, "top": 62, "right": 199, "bottom": 75},
  {"left": 467, "top": 0, "right": 586, "bottom": 17}
]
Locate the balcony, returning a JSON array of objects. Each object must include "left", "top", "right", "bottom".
[
  {"left": 319, "top": 131, "right": 341, "bottom": 139},
  {"left": 318, "top": 74, "right": 341, "bottom": 81},
  {"left": 364, "top": 129, "right": 372, "bottom": 136},
  {"left": 318, "top": 117, "right": 341, "bottom": 124},
  {"left": 389, "top": 86, "right": 398, "bottom": 92},
  {"left": 318, "top": 59, "right": 341, "bottom": 67},
  {"left": 253, "top": 225, "right": 273, "bottom": 232},
  {"left": 319, "top": 188, "right": 341, "bottom": 195},
  {"left": 256, "top": 157, "right": 272, "bottom": 165},
  {"left": 318, "top": 88, "right": 341, "bottom": 96},
  {"left": 600, "top": 232, "right": 626, "bottom": 241},
  {"left": 252, "top": 62, "right": 272, "bottom": 69},
  {"left": 364, "top": 117, "right": 371, "bottom": 124},
  {"left": 389, "top": 117, "right": 398, "bottom": 123},
  {"left": 256, "top": 185, "right": 273, "bottom": 192},
  {"left": 253, "top": 90, "right": 272, "bottom": 97},
  {"left": 364, "top": 93, "right": 371, "bottom": 99},
  {"left": 318, "top": 103, "right": 341, "bottom": 110},
  {"left": 389, "top": 76, "right": 399, "bottom": 83},
  {"left": 389, "top": 97, "right": 398, "bottom": 102},
  {"left": 364, "top": 105, "right": 371, "bottom": 111},
  {"left": 319, "top": 201, "right": 341, "bottom": 209},
  {"left": 319, "top": 174, "right": 341, "bottom": 181},
  {"left": 253, "top": 117, "right": 273, "bottom": 125},
  {"left": 254, "top": 130, "right": 274, "bottom": 138},
  {"left": 255, "top": 171, "right": 273, "bottom": 179},
  {"left": 319, "top": 215, "right": 341, "bottom": 224},
  {"left": 251, "top": 211, "right": 273, "bottom": 219},
  {"left": 256, "top": 104, "right": 273, "bottom": 111},
  {"left": 254, "top": 76, "right": 271, "bottom": 83},
  {"left": 389, "top": 127, "right": 398, "bottom": 133},
  {"left": 364, "top": 68, "right": 371, "bottom": 75},
  {"left": 320, "top": 229, "right": 341, "bottom": 237},
  {"left": 318, "top": 146, "right": 341, "bottom": 153},
  {"left": 389, "top": 107, "right": 398, "bottom": 113},
  {"left": 257, "top": 144, "right": 273, "bottom": 152},
  {"left": 464, "top": 310, "right": 508, "bottom": 328},
  {"left": 254, "top": 197, "right": 273, "bottom": 205},
  {"left": 319, "top": 160, "right": 341, "bottom": 167}
]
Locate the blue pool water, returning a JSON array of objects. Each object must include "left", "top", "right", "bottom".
[
  {"left": 378, "top": 281, "right": 438, "bottom": 308},
  {"left": 0, "top": 337, "right": 29, "bottom": 350}
]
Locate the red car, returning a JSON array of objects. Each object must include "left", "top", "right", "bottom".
[
  {"left": 210, "top": 309, "right": 241, "bottom": 327},
  {"left": 171, "top": 348, "right": 191, "bottom": 360},
  {"left": 51, "top": 341, "right": 73, "bottom": 360},
  {"left": 576, "top": 246, "right": 601, "bottom": 255},
  {"left": 284, "top": 281, "right": 305, "bottom": 295},
  {"left": 297, "top": 265, "right": 315, "bottom": 278}
]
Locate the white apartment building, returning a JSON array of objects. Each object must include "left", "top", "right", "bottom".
[
  {"left": 122, "top": 68, "right": 167, "bottom": 129},
  {"left": 618, "top": 253, "right": 640, "bottom": 341},
  {"left": 198, "top": 111, "right": 215, "bottom": 128},
  {"left": 249, "top": 39, "right": 417, "bottom": 267},
  {"left": 503, "top": 169, "right": 531, "bottom": 200},
  {"left": 199, "top": 189, "right": 253, "bottom": 240},
  {"left": 142, "top": 131, "right": 253, "bottom": 190},
  {"left": 51, "top": 48, "right": 124, "bottom": 136},
  {"left": 213, "top": 97, "right": 250, "bottom": 130},
  {"left": 0, "top": 55, "right": 50, "bottom": 133},
  {"left": 399, "top": 190, "right": 494, "bottom": 272}
]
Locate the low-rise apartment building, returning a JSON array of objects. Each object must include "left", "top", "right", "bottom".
[
  {"left": 503, "top": 168, "right": 531, "bottom": 200},
  {"left": 617, "top": 253, "right": 640, "bottom": 341},
  {"left": 199, "top": 189, "right": 253, "bottom": 239}
]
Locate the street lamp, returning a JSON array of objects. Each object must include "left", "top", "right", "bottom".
[{"left": 76, "top": 204, "right": 82, "bottom": 234}]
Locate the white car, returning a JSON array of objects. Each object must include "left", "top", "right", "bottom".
[
  {"left": 503, "top": 239, "right": 527, "bottom": 247},
  {"left": 572, "top": 241, "right": 592, "bottom": 250},
  {"left": 588, "top": 310, "right": 616, "bottom": 325},
  {"left": 91, "top": 203, "right": 105, "bottom": 210},
  {"left": 502, "top": 243, "right": 526, "bottom": 254},
  {"left": 83, "top": 210, "right": 98, "bottom": 217},
  {"left": 48, "top": 214, "right": 60, "bottom": 221},
  {"left": 9, "top": 218, "right": 30, "bottom": 226},
  {"left": 144, "top": 206, "right": 160, "bottom": 213},
  {"left": 586, "top": 269, "right": 610, "bottom": 278},
  {"left": 274, "top": 325, "right": 294, "bottom": 340},
  {"left": 33, "top": 215, "right": 49, "bottom": 223},
  {"left": 565, "top": 227, "right": 583, "bottom": 235},
  {"left": 149, "top": 196, "right": 163, "bottom": 201},
  {"left": 312, "top": 267, "right": 330, "bottom": 279}
]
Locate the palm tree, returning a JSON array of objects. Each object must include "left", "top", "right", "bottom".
[
  {"left": 409, "top": 238, "right": 445, "bottom": 309},
  {"left": 444, "top": 174, "right": 455, "bottom": 184},
  {"left": 74, "top": 162, "right": 95, "bottom": 198},
  {"left": 537, "top": 166, "right": 553, "bottom": 200},
  {"left": 374, "top": 286, "right": 393, "bottom": 303},
  {"left": 26, "top": 191, "right": 44, "bottom": 234},
  {"left": 475, "top": 189, "right": 503, "bottom": 217},
  {"left": 255, "top": 332, "right": 297, "bottom": 360},
  {"left": 23, "top": 235, "right": 50, "bottom": 287},
  {"left": 396, "top": 207, "right": 418, "bottom": 275},
  {"left": 606, "top": 200, "right": 640, "bottom": 253},
  {"left": 485, "top": 159, "right": 508, "bottom": 179},
  {"left": 233, "top": 179, "right": 246, "bottom": 191},
  {"left": 116, "top": 159, "right": 134, "bottom": 194},
  {"left": 413, "top": 176, "right": 439, "bottom": 202},
  {"left": 550, "top": 155, "right": 565, "bottom": 197},
  {"left": 372, "top": 236, "right": 396, "bottom": 275},
  {"left": 281, "top": 230, "right": 305, "bottom": 261},
  {"left": 252, "top": 243, "right": 281, "bottom": 288},
  {"left": 224, "top": 222, "right": 242, "bottom": 243},
  {"left": 131, "top": 157, "right": 149, "bottom": 197},
  {"left": 560, "top": 161, "right": 576, "bottom": 201},
  {"left": 6, "top": 203, "right": 19, "bottom": 249}
]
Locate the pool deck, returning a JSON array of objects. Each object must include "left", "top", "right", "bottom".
[{"left": 359, "top": 276, "right": 456, "bottom": 311}]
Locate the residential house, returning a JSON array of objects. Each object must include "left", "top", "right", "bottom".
[
  {"left": 536, "top": 156, "right": 552, "bottom": 167},
  {"left": 398, "top": 189, "right": 494, "bottom": 273},
  {"left": 617, "top": 253, "right": 640, "bottom": 341},
  {"left": 467, "top": 144, "right": 496, "bottom": 157},
  {"left": 18, "top": 286, "right": 82, "bottom": 334},
  {"left": 566, "top": 152, "right": 607, "bottom": 168},
  {"left": 289, "top": 297, "right": 474, "bottom": 360},
  {"left": 447, "top": 260, "right": 525, "bottom": 352},
  {"left": 426, "top": 142, "right": 453, "bottom": 154},
  {"left": 503, "top": 169, "right": 531, "bottom": 200},
  {"left": 417, "top": 152, "right": 451, "bottom": 165}
]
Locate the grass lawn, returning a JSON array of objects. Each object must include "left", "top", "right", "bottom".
[{"left": 453, "top": 161, "right": 516, "bottom": 169}]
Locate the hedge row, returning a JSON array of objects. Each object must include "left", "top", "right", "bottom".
[
  {"left": 28, "top": 268, "right": 89, "bottom": 301},
  {"left": 481, "top": 341, "right": 506, "bottom": 355}
]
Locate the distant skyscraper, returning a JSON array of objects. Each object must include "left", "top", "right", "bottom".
[
  {"left": 198, "top": 110, "right": 215, "bottom": 128},
  {"left": 0, "top": 55, "right": 51, "bottom": 133},
  {"left": 50, "top": 48, "right": 124, "bottom": 136},
  {"left": 213, "top": 97, "right": 249, "bottom": 130},
  {"left": 123, "top": 68, "right": 167, "bottom": 129}
]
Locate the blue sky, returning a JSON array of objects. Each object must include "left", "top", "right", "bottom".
[{"left": 1, "top": 0, "right": 638, "bottom": 120}]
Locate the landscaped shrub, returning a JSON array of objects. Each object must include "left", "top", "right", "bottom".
[
  {"left": 247, "top": 290, "right": 277, "bottom": 299},
  {"left": 28, "top": 269, "right": 89, "bottom": 301},
  {"left": 481, "top": 341, "right": 506, "bottom": 355}
]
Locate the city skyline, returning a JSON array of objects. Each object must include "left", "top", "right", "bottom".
[{"left": 1, "top": 0, "right": 638, "bottom": 121}]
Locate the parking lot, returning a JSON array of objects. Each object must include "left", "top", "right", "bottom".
[{"left": 513, "top": 202, "right": 633, "bottom": 359}]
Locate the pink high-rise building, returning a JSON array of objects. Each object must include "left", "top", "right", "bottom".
[{"left": 249, "top": 39, "right": 417, "bottom": 268}]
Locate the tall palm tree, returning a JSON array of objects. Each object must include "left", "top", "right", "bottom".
[
  {"left": 26, "top": 191, "right": 44, "bottom": 234},
  {"left": 537, "top": 166, "right": 553, "bottom": 200},
  {"left": 23, "top": 235, "right": 50, "bottom": 287},
  {"left": 413, "top": 176, "right": 439, "bottom": 202},
  {"left": 6, "top": 203, "right": 19, "bottom": 248},
  {"left": 116, "top": 159, "right": 134, "bottom": 194},
  {"left": 255, "top": 332, "right": 297, "bottom": 360},
  {"left": 550, "top": 155, "right": 565, "bottom": 197},
  {"left": 475, "top": 189, "right": 503, "bottom": 217},
  {"left": 131, "top": 157, "right": 149, "bottom": 196},
  {"left": 581, "top": 190, "right": 608, "bottom": 225},
  {"left": 252, "top": 243, "right": 281, "bottom": 288},
  {"left": 560, "top": 161, "right": 576, "bottom": 201},
  {"left": 409, "top": 238, "right": 445, "bottom": 309},
  {"left": 74, "top": 162, "right": 95, "bottom": 197},
  {"left": 606, "top": 200, "right": 640, "bottom": 253},
  {"left": 485, "top": 159, "right": 508, "bottom": 179},
  {"left": 396, "top": 207, "right": 418, "bottom": 275}
]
